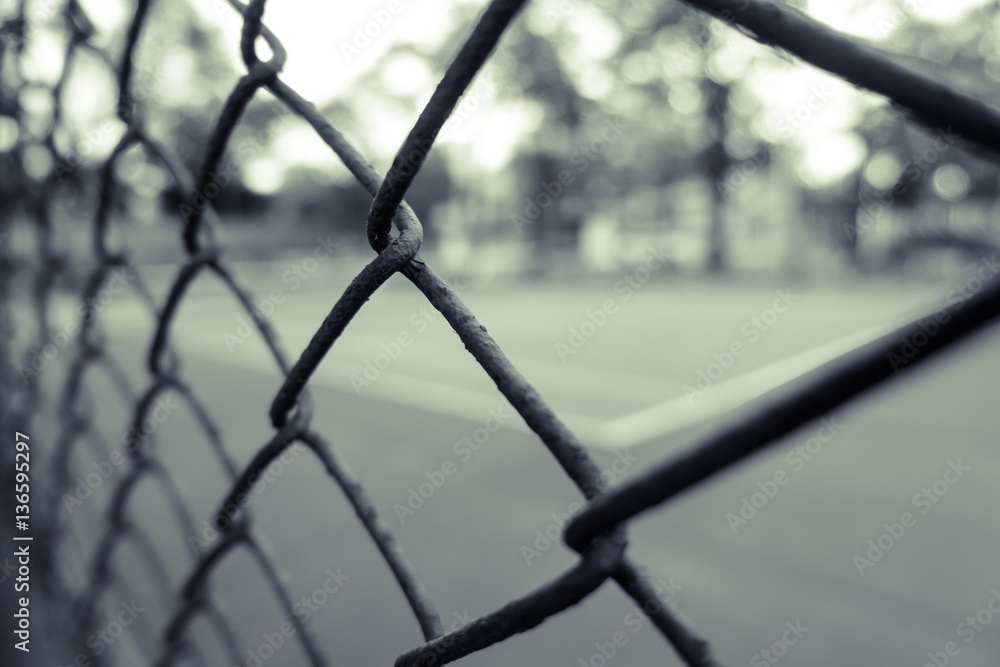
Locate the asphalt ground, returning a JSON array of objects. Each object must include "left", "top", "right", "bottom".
[{"left": 21, "top": 254, "right": 1000, "bottom": 667}]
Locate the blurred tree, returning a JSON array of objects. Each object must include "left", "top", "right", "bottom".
[
  {"left": 496, "top": 17, "right": 590, "bottom": 275},
  {"left": 598, "top": 1, "right": 741, "bottom": 272},
  {"left": 297, "top": 0, "right": 760, "bottom": 274},
  {"left": 314, "top": 40, "right": 457, "bottom": 246},
  {"left": 702, "top": 56, "right": 732, "bottom": 272},
  {"left": 842, "top": 1, "right": 1000, "bottom": 270},
  {"left": 125, "top": 2, "right": 294, "bottom": 223}
]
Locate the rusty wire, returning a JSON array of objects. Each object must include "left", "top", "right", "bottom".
[{"left": 3, "top": 0, "right": 1000, "bottom": 665}]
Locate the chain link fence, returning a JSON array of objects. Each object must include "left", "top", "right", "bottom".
[{"left": 2, "top": 0, "right": 1000, "bottom": 665}]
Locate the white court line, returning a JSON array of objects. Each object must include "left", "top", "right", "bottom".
[
  {"left": 593, "top": 319, "right": 907, "bottom": 449},
  {"left": 286, "top": 355, "right": 610, "bottom": 438},
  {"left": 383, "top": 338, "right": 683, "bottom": 403},
  {"left": 306, "top": 310, "right": 923, "bottom": 449},
  {"left": 304, "top": 310, "right": 921, "bottom": 449},
  {"left": 107, "top": 301, "right": 933, "bottom": 451}
]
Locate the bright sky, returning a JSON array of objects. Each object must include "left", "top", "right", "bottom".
[
  {"left": 235, "top": 0, "right": 992, "bottom": 189},
  {"left": 806, "top": 0, "right": 991, "bottom": 38},
  {"left": 189, "top": 0, "right": 472, "bottom": 101},
  {"left": 18, "top": 0, "right": 995, "bottom": 191},
  {"left": 177, "top": 0, "right": 992, "bottom": 104},
  {"left": 203, "top": 0, "right": 502, "bottom": 189}
]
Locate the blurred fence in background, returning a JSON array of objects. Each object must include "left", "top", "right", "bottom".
[{"left": 2, "top": 0, "right": 1000, "bottom": 666}]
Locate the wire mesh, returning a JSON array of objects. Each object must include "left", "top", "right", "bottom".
[{"left": 2, "top": 0, "right": 1000, "bottom": 665}]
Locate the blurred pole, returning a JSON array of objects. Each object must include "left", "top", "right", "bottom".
[
  {"left": 528, "top": 152, "right": 564, "bottom": 278},
  {"left": 703, "top": 77, "right": 731, "bottom": 273},
  {"left": 842, "top": 170, "right": 863, "bottom": 270}
]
